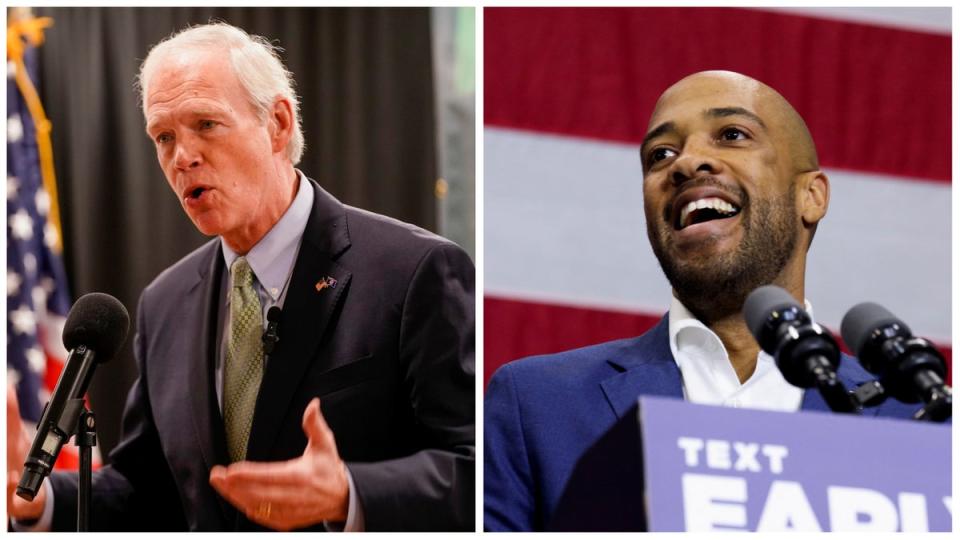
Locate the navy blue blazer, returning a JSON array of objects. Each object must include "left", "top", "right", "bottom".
[
  {"left": 48, "top": 180, "right": 475, "bottom": 531},
  {"left": 483, "top": 315, "right": 917, "bottom": 531}
]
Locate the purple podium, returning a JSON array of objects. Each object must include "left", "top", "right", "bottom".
[{"left": 640, "top": 397, "right": 951, "bottom": 531}]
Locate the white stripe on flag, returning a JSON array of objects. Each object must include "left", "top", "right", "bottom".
[
  {"left": 485, "top": 127, "right": 951, "bottom": 343},
  {"left": 761, "top": 7, "right": 951, "bottom": 35}
]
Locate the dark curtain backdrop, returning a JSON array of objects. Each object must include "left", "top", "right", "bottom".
[{"left": 34, "top": 7, "right": 438, "bottom": 458}]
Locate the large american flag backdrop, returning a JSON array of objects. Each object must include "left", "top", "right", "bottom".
[{"left": 484, "top": 8, "right": 951, "bottom": 387}]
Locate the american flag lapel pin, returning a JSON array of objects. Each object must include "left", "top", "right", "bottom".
[{"left": 315, "top": 276, "right": 338, "bottom": 292}]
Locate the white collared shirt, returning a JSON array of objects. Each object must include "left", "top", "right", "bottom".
[{"left": 668, "top": 296, "right": 805, "bottom": 412}]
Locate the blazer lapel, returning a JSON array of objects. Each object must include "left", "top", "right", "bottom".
[
  {"left": 245, "top": 181, "right": 353, "bottom": 461},
  {"left": 184, "top": 244, "right": 234, "bottom": 521},
  {"left": 596, "top": 317, "right": 876, "bottom": 419},
  {"left": 599, "top": 316, "right": 684, "bottom": 419}
]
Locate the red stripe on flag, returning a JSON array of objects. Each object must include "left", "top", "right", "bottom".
[
  {"left": 484, "top": 296, "right": 952, "bottom": 388},
  {"left": 485, "top": 296, "right": 665, "bottom": 387},
  {"left": 485, "top": 7, "right": 950, "bottom": 182},
  {"left": 44, "top": 352, "right": 64, "bottom": 392},
  {"left": 53, "top": 445, "right": 102, "bottom": 471}
]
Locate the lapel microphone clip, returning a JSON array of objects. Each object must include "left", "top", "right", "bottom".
[{"left": 262, "top": 306, "right": 281, "bottom": 355}]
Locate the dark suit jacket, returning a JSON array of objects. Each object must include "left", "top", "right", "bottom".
[
  {"left": 49, "top": 179, "right": 475, "bottom": 531},
  {"left": 483, "top": 316, "right": 917, "bottom": 532}
]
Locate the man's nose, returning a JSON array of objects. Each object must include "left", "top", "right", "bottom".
[
  {"left": 670, "top": 138, "right": 721, "bottom": 185},
  {"left": 173, "top": 137, "right": 202, "bottom": 171}
]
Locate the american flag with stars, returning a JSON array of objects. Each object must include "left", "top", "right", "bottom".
[{"left": 7, "top": 21, "right": 95, "bottom": 470}]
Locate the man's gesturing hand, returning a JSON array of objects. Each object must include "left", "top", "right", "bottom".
[
  {"left": 7, "top": 384, "right": 46, "bottom": 522},
  {"left": 209, "top": 398, "right": 350, "bottom": 530}
]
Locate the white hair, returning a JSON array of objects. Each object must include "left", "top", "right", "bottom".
[{"left": 138, "top": 22, "right": 304, "bottom": 164}]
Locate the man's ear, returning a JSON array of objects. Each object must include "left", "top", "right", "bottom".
[
  {"left": 268, "top": 96, "right": 294, "bottom": 155},
  {"left": 798, "top": 170, "right": 829, "bottom": 227}
]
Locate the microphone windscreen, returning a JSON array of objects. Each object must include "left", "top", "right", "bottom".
[
  {"left": 62, "top": 292, "right": 130, "bottom": 361},
  {"left": 840, "top": 302, "right": 907, "bottom": 358},
  {"left": 743, "top": 285, "right": 799, "bottom": 342}
]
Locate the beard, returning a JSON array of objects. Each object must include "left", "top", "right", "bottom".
[{"left": 647, "top": 187, "right": 799, "bottom": 325}]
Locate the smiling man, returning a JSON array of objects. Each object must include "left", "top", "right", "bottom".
[
  {"left": 640, "top": 71, "right": 824, "bottom": 384},
  {"left": 8, "top": 22, "right": 474, "bottom": 531},
  {"left": 483, "top": 71, "right": 914, "bottom": 531}
]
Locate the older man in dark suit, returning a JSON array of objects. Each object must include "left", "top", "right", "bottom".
[{"left": 8, "top": 22, "right": 474, "bottom": 531}]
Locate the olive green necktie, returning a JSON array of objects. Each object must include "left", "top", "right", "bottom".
[{"left": 223, "top": 256, "right": 264, "bottom": 462}]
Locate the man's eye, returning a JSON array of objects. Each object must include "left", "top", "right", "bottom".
[
  {"left": 199, "top": 120, "right": 217, "bottom": 130},
  {"left": 720, "top": 127, "right": 748, "bottom": 141},
  {"left": 156, "top": 133, "right": 172, "bottom": 144},
  {"left": 650, "top": 147, "right": 677, "bottom": 163}
]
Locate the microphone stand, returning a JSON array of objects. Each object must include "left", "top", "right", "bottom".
[{"left": 75, "top": 407, "right": 97, "bottom": 531}]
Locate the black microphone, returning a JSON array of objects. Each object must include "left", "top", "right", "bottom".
[
  {"left": 16, "top": 293, "right": 129, "bottom": 501},
  {"left": 841, "top": 302, "right": 952, "bottom": 422},
  {"left": 743, "top": 285, "right": 858, "bottom": 413},
  {"left": 262, "top": 306, "right": 281, "bottom": 355}
]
